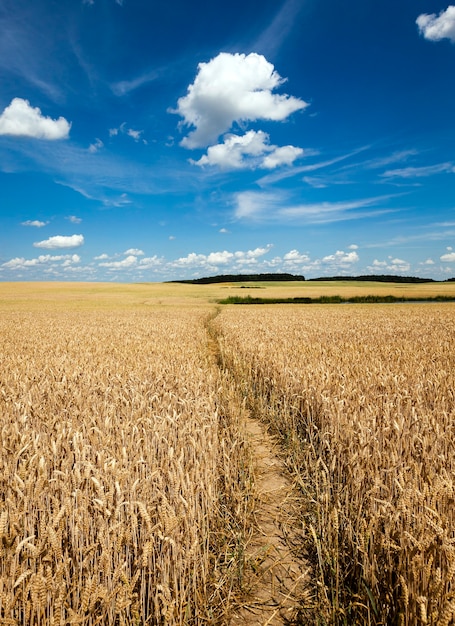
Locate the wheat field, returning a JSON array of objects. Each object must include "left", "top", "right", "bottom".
[
  {"left": 0, "top": 305, "right": 253, "bottom": 625},
  {"left": 213, "top": 303, "right": 455, "bottom": 625},
  {"left": 1, "top": 282, "right": 455, "bottom": 625}
]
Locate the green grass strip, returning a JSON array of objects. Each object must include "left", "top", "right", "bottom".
[{"left": 218, "top": 295, "right": 455, "bottom": 305}]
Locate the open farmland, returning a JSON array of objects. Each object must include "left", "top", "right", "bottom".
[
  {"left": 1, "top": 282, "right": 455, "bottom": 625},
  {"left": 0, "top": 302, "right": 256, "bottom": 625},
  {"left": 213, "top": 303, "right": 455, "bottom": 625}
]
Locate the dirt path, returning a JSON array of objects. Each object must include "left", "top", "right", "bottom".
[
  {"left": 231, "top": 416, "right": 312, "bottom": 625},
  {"left": 205, "top": 310, "right": 313, "bottom": 624}
]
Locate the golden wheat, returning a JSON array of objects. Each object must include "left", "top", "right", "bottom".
[
  {"left": 214, "top": 303, "right": 455, "bottom": 624},
  {"left": 0, "top": 306, "right": 253, "bottom": 625}
]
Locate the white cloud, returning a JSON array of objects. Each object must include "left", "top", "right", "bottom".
[
  {"left": 0, "top": 98, "right": 70, "bottom": 140},
  {"left": 367, "top": 257, "right": 411, "bottom": 273},
  {"left": 174, "top": 52, "right": 308, "bottom": 148},
  {"left": 219, "top": 228, "right": 229, "bottom": 234},
  {"left": 382, "top": 162, "right": 455, "bottom": 178},
  {"left": 283, "top": 249, "right": 311, "bottom": 263},
  {"left": 127, "top": 128, "right": 142, "bottom": 141},
  {"left": 441, "top": 252, "right": 455, "bottom": 262},
  {"left": 138, "top": 256, "right": 162, "bottom": 269},
  {"left": 88, "top": 138, "right": 104, "bottom": 153},
  {"left": 234, "top": 191, "right": 397, "bottom": 224},
  {"left": 206, "top": 251, "right": 234, "bottom": 265},
  {"left": 33, "top": 234, "right": 84, "bottom": 249},
  {"left": 2, "top": 254, "right": 80, "bottom": 269},
  {"left": 193, "top": 130, "right": 269, "bottom": 169},
  {"left": 21, "top": 220, "right": 48, "bottom": 227},
  {"left": 192, "top": 130, "right": 303, "bottom": 170},
  {"left": 261, "top": 145, "right": 304, "bottom": 169},
  {"left": 388, "top": 258, "right": 411, "bottom": 272},
  {"left": 257, "top": 146, "right": 369, "bottom": 187},
  {"left": 348, "top": 244, "right": 359, "bottom": 250},
  {"left": 303, "top": 176, "right": 328, "bottom": 188},
  {"left": 234, "top": 191, "right": 283, "bottom": 220},
  {"left": 322, "top": 250, "right": 359, "bottom": 265},
  {"left": 417, "top": 6, "right": 455, "bottom": 42},
  {"left": 125, "top": 248, "right": 144, "bottom": 256},
  {"left": 99, "top": 255, "right": 138, "bottom": 269},
  {"left": 109, "top": 123, "right": 144, "bottom": 142},
  {"left": 171, "top": 246, "right": 272, "bottom": 270},
  {"left": 67, "top": 215, "right": 82, "bottom": 224}
]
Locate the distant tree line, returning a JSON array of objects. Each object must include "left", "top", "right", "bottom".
[
  {"left": 308, "top": 275, "right": 436, "bottom": 283},
  {"left": 169, "top": 273, "right": 455, "bottom": 284},
  {"left": 168, "top": 273, "right": 306, "bottom": 284}
]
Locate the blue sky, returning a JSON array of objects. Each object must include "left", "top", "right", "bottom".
[{"left": 1, "top": 0, "right": 455, "bottom": 281}]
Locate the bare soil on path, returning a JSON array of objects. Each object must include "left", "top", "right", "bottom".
[{"left": 231, "top": 416, "right": 313, "bottom": 625}]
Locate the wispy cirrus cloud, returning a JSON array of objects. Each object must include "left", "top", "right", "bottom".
[
  {"left": 256, "top": 146, "right": 369, "bottom": 186},
  {"left": 234, "top": 190, "right": 398, "bottom": 224},
  {"left": 381, "top": 162, "right": 455, "bottom": 179},
  {"left": 251, "top": 0, "right": 306, "bottom": 57}
]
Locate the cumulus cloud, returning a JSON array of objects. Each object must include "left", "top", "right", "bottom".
[
  {"left": 2, "top": 254, "right": 80, "bottom": 269},
  {"left": 368, "top": 257, "right": 411, "bottom": 273},
  {"left": 441, "top": 251, "right": 455, "bottom": 262},
  {"left": 174, "top": 52, "right": 308, "bottom": 148},
  {"left": 388, "top": 258, "right": 411, "bottom": 272},
  {"left": 261, "top": 145, "right": 304, "bottom": 169},
  {"left": 417, "top": 6, "right": 455, "bottom": 42},
  {"left": 283, "top": 249, "right": 311, "bottom": 263},
  {"left": 0, "top": 98, "right": 71, "bottom": 139},
  {"left": 172, "top": 246, "right": 272, "bottom": 269},
  {"left": 138, "top": 256, "right": 162, "bottom": 269},
  {"left": 322, "top": 250, "right": 359, "bottom": 265},
  {"left": 21, "top": 220, "right": 48, "bottom": 227},
  {"left": 67, "top": 215, "right": 82, "bottom": 224},
  {"left": 191, "top": 130, "right": 303, "bottom": 170},
  {"left": 193, "top": 130, "right": 270, "bottom": 169},
  {"left": 99, "top": 255, "right": 138, "bottom": 269},
  {"left": 33, "top": 234, "right": 84, "bottom": 249},
  {"left": 96, "top": 252, "right": 161, "bottom": 271}
]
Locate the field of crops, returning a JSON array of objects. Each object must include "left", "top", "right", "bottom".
[
  {"left": 0, "top": 305, "right": 253, "bottom": 625},
  {"left": 1, "top": 282, "right": 455, "bottom": 625},
  {"left": 213, "top": 303, "right": 455, "bottom": 625}
]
